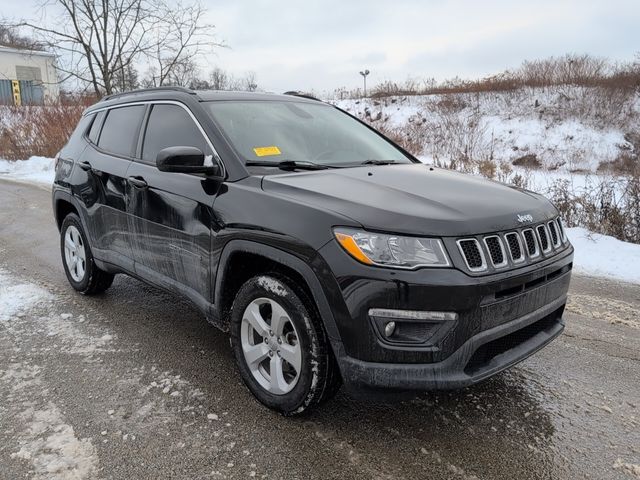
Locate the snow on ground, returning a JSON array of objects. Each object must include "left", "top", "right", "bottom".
[
  {"left": 334, "top": 87, "right": 639, "bottom": 172},
  {"left": 11, "top": 403, "right": 99, "bottom": 479},
  {"left": 566, "top": 228, "right": 640, "bottom": 284},
  {"left": 483, "top": 116, "right": 628, "bottom": 172},
  {"left": 0, "top": 156, "right": 55, "bottom": 187},
  {"left": 0, "top": 269, "right": 53, "bottom": 321},
  {"left": 0, "top": 270, "right": 100, "bottom": 479}
]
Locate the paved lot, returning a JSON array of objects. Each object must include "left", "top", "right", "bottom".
[{"left": 1, "top": 180, "right": 639, "bottom": 480}]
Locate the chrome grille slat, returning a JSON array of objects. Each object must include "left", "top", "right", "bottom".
[
  {"left": 457, "top": 239, "right": 487, "bottom": 272},
  {"left": 522, "top": 228, "right": 540, "bottom": 258},
  {"left": 536, "top": 225, "right": 551, "bottom": 253},
  {"left": 556, "top": 218, "right": 567, "bottom": 243},
  {"left": 483, "top": 235, "right": 507, "bottom": 268},
  {"left": 504, "top": 232, "right": 525, "bottom": 263},
  {"left": 548, "top": 221, "right": 560, "bottom": 247}
]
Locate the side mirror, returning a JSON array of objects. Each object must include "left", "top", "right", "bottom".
[{"left": 156, "top": 146, "right": 222, "bottom": 176}]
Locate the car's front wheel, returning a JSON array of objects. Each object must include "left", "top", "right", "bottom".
[
  {"left": 60, "top": 213, "right": 114, "bottom": 294},
  {"left": 230, "top": 274, "right": 341, "bottom": 415}
]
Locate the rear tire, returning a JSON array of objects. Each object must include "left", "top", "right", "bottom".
[
  {"left": 230, "top": 274, "right": 341, "bottom": 415},
  {"left": 60, "top": 213, "right": 114, "bottom": 294}
]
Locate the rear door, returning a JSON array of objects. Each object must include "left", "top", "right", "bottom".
[
  {"left": 127, "top": 102, "right": 222, "bottom": 304},
  {"left": 77, "top": 104, "right": 146, "bottom": 271}
]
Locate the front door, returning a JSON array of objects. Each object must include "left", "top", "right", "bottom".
[{"left": 127, "top": 102, "right": 222, "bottom": 305}]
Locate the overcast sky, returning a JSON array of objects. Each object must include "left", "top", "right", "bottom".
[
  {"left": 8, "top": 0, "right": 640, "bottom": 93},
  {"left": 208, "top": 0, "right": 639, "bottom": 93}
]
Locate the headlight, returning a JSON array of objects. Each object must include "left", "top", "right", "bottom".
[{"left": 333, "top": 228, "right": 450, "bottom": 269}]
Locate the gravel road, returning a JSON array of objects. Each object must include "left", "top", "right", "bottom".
[{"left": 1, "top": 179, "right": 639, "bottom": 480}]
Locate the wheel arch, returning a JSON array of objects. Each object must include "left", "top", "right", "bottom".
[
  {"left": 53, "top": 190, "right": 83, "bottom": 231},
  {"left": 213, "top": 240, "right": 344, "bottom": 356}
]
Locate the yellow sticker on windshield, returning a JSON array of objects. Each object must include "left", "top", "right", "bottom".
[{"left": 253, "top": 146, "right": 281, "bottom": 157}]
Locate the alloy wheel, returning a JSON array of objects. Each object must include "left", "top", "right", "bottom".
[
  {"left": 64, "top": 225, "right": 86, "bottom": 282},
  {"left": 240, "top": 297, "right": 302, "bottom": 395}
]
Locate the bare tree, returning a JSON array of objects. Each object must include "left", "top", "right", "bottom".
[
  {"left": 209, "top": 66, "right": 230, "bottom": 90},
  {"left": 161, "top": 56, "right": 200, "bottom": 88},
  {"left": 207, "top": 67, "right": 258, "bottom": 91},
  {"left": 112, "top": 62, "right": 139, "bottom": 92},
  {"left": 142, "top": 0, "right": 220, "bottom": 88},
  {"left": 0, "top": 25, "right": 44, "bottom": 50},
  {"left": 13, "top": 0, "right": 221, "bottom": 97},
  {"left": 242, "top": 71, "right": 258, "bottom": 92}
]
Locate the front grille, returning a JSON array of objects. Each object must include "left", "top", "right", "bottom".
[
  {"left": 484, "top": 236, "right": 507, "bottom": 268},
  {"left": 457, "top": 239, "right": 485, "bottom": 271},
  {"left": 455, "top": 217, "right": 568, "bottom": 274},
  {"left": 504, "top": 232, "right": 524, "bottom": 263},
  {"left": 548, "top": 221, "right": 560, "bottom": 247}
]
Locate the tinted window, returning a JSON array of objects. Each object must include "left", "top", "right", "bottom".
[
  {"left": 142, "top": 104, "right": 210, "bottom": 162},
  {"left": 98, "top": 105, "right": 145, "bottom": 157},
  {"left": 87, "top": 110, "right": 105, "bottom": 144}
]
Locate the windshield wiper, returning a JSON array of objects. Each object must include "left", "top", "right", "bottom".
[
  {"left": 245, "top": 160, "right": 330, "bottom": 171},
  {"left": 360, "top": 160, "right": 399, "bottom": 165}
]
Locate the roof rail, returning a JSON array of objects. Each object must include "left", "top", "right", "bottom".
[
  {"left": 283, "top": 91, "right": 322, "bottom": 102},
  {"left": 101, "top": 86, "right": 196, "bottom": 102}
]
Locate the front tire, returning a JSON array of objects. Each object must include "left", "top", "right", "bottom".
[
  {"left": 60, "top": 213, "right": 114, "bottom": 294},
  {"left": 230, "top": 274, "right": 341, "bottom": 415}
]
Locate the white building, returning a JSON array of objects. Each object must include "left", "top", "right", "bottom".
[{"left": 0, "top": 46, "right": 59, "bottom": 104}]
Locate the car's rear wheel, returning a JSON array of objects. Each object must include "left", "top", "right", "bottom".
[
  {"left": 230, "top": 274, "right": 341, "bottom": 415},
  {"left": 60, "top": 213, "right": 114, "bottom": 294}
]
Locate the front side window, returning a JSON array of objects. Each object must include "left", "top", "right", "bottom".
[
  {"left": 142, "top": 104, "right": 211, "bottom": 163},
  {"left": 98, "top": 105, "right": 146, "bottom": 157},
  {"left": 206, "top": 100, "right": 413, "bottom": 167}
]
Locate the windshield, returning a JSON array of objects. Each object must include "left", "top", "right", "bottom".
[{"left": 206, "top": 100, "right": 414, "bottom": 167}]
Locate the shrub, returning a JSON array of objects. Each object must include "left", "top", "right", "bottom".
[
  {"left": 0, "top": 104, "right": 85, "bottom": 159},
  {"left": 367, "top": 54, "right": 640, "bottom": 99},
  {"left": 546, "top": 171, "right": 640, "bottom": 244}
]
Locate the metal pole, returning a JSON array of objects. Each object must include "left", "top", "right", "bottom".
[{"left": 359, "top": 69, "right": 370, "bottom": 98}]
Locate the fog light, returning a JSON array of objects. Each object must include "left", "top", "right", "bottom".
[{"left": 384, "top": 321, "right": 396, "bottom": 337}]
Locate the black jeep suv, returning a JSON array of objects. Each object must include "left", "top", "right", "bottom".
[{"left": 53, "top": 87, "right": 573, "bottom": 415}]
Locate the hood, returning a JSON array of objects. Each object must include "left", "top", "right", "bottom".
[{"left": 261, "top": 164, "right": 557, "bottom": 237}]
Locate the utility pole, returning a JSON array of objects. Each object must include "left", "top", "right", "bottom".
[{"left": 359, "top": 69, "right": 370, "bottom": 98}]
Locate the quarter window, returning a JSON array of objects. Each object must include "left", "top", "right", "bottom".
[
  {"left": 142, "top": 104, "right": 210, "bottom": 162},
  {"left": 87, "top": 110, "right": 105, "bottom": 144},
  {"left": 97, "top": 105, "right": 146, "bottom": 157}
]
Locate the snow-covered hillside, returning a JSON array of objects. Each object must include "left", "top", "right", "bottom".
[{"left": 334, "top": 87, "right": 640, "bottom": 173}]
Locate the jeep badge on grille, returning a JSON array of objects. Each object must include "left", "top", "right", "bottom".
[{"left": 517, "top": 214, "right": 533, "bottom": 223}]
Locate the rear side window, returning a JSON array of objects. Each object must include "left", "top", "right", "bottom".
[
  {"left": 98, "top": 105, "right": 146, "bottom": 157},
  {"left": 142, "top": 104, "right": 210, "bottom": 162},
  {"left": 87, "top": 110, "right": 106, "bottom": 144}
]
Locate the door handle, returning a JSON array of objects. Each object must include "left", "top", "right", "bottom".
[
  {"left": 128, "top": 176, "right": 148, "bottom": 189},
  {"left": 78, "top": 161, "right": 92, "bottom": 171}
]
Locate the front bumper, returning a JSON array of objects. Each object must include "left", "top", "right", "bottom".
[
  {"left": 315, "top": 239, "right": 573, "bottom": 390},
  {"left": 338, "top": 295, "right": 565, "bottom": 390}
]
